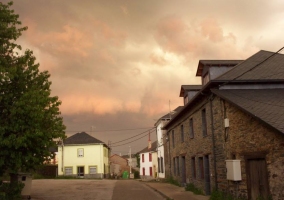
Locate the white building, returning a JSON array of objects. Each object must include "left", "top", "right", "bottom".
[
  {"left": 138, "top": 141, "right": 158, "bottom": 179},
  {"left": 155, "top": 106, "right": 184, "bottom": 179}
]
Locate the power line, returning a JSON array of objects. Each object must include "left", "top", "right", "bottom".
[
  {"left": 232, "top": 46, "right": 284, "bottom": 81},
  {"left": 111, "top": 133, "right": 150, "bottom": 147},
  {"left": 111, "top": 127, "right": 155, "bottom": 145},
  {"left": 220, "top": 47, "right": 284, "bottom": 88},
  {"left": 65, "top": 127, "right": 154, "bottom": 133}
]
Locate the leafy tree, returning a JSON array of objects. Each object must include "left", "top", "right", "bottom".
[{"left": 0, "top": 2, "right": 66, "bottom": 182}]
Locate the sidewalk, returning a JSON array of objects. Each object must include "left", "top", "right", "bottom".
[{"left": 143, "top": 181, "right": 210, "bottom": 200}]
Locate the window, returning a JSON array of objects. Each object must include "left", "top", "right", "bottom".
[
  {"left": 199, "top": 157, "right": 204, "bottom": 179},
  {"left": 189, "top": 118, "right": 194, "bottom": 138},
  {"left": 172, "top": 130, "right": 175, "bottom": 148},
  {"left": 180, "top": 125, "right": 184, "bottom": 142},
  {"left": 184, "top": 96, "right": 189, "bottom": 105},
  {"left": 142, "top": 154, "right": 144, "bottom": 162},
  {"left": 150, "top": 167, "right": 153, "bottom": 176},
  {"left": 78, "top": 148, "right": 84, "bottom": 157},
  {"left": 64, "top": 167, "right": 73, "bottom": 175},
  {"left": 89, "top": 166, "right": 97, "bottom": 174},
  {"left": 149, "top": 153, "right": 152, "bottom": 162},
  {"left": 176, "top": 156, "right": 180, "bottom": 176},
  {"left": 161, "top": 157, "right": 164, "bottom": 173},
  {"left": 158, "top": 157, "right": 160, "bottom": 172},
  {"left": 191, "top": 157, "right": 196, "bottom": 179},
  {"left": 173, "top": 157, "right": 176, "bottom": 175},
  {"left": 203, "top": 72, "right": 209, "bottom": 85},
  {"left": 202, "top": 109, "right": 207, "bottom": 136}
]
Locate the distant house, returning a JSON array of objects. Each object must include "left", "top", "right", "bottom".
[
  {"left": 138, "top": 141, "right": 158, "bottom": 179},
  {"left": 121, "top": 154, "right": 139, "bottom": 172},
  {"left": 109, "top": 154, "right": 129, "bottom": 176},
  {"left": 154, "top": 106, "right": 183, "bottom": 179},
  {"left": 163, "top": 50, "right": 284, "bottom": 199},
  {"left": 57, "top": 132, "right": 110, "bottom": 178}
]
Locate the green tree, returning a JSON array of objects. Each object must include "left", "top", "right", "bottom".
[{"left": 0, "top": 2, "right": 66, "bottom": 182}]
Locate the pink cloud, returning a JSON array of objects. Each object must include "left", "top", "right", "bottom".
[
  {"left": 200, "top": 18, "right": 224, "bottom": 42},
  {"left": 149, "top": 53, "right": 167, "bottom": 66}
]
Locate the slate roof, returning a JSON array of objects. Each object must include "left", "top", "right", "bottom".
[
  {"left": 137, "top": 140, "right": 158, "bottom": 154},
  {"left": 64, "top": 132, "right": 106, "bottom": 145},
  {"left": 179, "top": 85, "right": 202, "bottom": 97},
  {"left": 215, "top": 50, "right": 284, "bottom": 81},
  {"left": 212, "top": 89, "right": 284, "bottom": 133}
]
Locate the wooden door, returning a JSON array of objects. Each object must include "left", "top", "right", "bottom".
[
  {"left": 181, "top": 156, "right": 186, "bottom": 185},
  {"left": 204, "top": 155, "right": 211, "bottom": 195},
  {"left": 247, "top": 159, "right": 269, "bottom": 200}
]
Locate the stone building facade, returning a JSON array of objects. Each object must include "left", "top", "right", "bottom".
[{"left": 163, "top": 50, "right": 284, "bottom": 199}]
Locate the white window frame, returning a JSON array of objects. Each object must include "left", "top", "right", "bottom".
[
  {"left": 65, "top": 167, "right": 73, "bottom": 175},
  {"left": 78, "top": 148, "right": 84, "bottom": 157},
  {"left": 89, "top": 166, "right": 97, "bottom": 174}
]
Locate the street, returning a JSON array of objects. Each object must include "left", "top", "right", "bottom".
[{"left": 31, "top": 179, "right": 165, "bottom": 200}]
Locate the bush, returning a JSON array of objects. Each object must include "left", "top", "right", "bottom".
[
  {"left": 0, "top": 182, "right": 24, "bottom": 200},
  {"left": 185, "top": 183, "right": 204, "bottom": 195}
]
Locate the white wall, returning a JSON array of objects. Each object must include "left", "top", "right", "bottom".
[
  {"left": 140, "top": 152, "right": 153, "bottom": 177},
  {"left": 156, "top": 120, "right": 167, "bottom": 178}
]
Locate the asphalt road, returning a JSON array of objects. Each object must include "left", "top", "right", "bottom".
[
  {"left": 112, "top": 180, "right": 164, "bottom": 200},
  {"left": 30, "top": 179, "right": 165, "bottom": 200}
]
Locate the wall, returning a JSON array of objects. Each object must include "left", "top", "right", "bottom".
[
  {"left": 156, "top": 119, "right": 167, "bottom": 178},
  {"left": 140, "top": 152, "right": 154, "bottom": 179},
  {"left": 215, "top": 97, "right": 284, "bottom": 199},
  {"left": 58, "top": 144, "right": 107, "bottom": 178},
  {"left": 165, "top": 96, "right": 215, "bottom": 195}
]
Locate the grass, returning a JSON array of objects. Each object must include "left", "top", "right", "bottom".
[
  {"left": 185, "top": 183, "right": 204, "bottom": 195},
  {"left": 165, "top": 176, "right": 180, "bottom": 187}
]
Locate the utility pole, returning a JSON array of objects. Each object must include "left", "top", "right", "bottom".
[{"left": 129, "top": 146, "right": 132, "bottom": 174}]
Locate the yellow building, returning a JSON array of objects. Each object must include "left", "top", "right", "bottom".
[{"left": 58, "top": 132, "right": 110, "bottom": 178}]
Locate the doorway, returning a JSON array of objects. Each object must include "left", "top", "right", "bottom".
[
  {"left": 204, "top": 155, "right": 211, "bottom": 195},
  {"left": 77, "top": 166, "right": 84, "bottom": 178},
  {"left": 181, "top": 156, "right": 186, "bottom": 186},
  {"left": 246, "top": 158, "right": 269, "bottom": 199}
]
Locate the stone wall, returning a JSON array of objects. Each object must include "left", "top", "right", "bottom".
[
  {"left": 217, "top": 97, "right": 284, "bottom": 199},
  {"left": 164, "top": 94, "right": 284, "bottom": 199},
  {"left": 164, "top": 96, "right": 216, "bottom": 195}
]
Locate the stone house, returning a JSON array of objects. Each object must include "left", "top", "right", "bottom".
[
  {"left": 58, "top": 132, "right": 110, "bottom": 178},
  {"left": 163, "top": 50, "right": 284, "bottom": 199}
]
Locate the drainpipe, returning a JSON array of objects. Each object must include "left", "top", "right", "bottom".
[{"left": 210, "top": 94, "right": 218, "bottom": 190}]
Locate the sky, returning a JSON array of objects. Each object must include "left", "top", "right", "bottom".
[{"left": 5, "top": 0, "right": 284, "bottom": 155}]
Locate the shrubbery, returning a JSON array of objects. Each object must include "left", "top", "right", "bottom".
[{"left": 0, "top": 182, "right": 24, "bottom": 200}]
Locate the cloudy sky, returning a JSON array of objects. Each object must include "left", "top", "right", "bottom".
[{"left": 6, "top": 0, "right": 284, "bottom": 154}]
